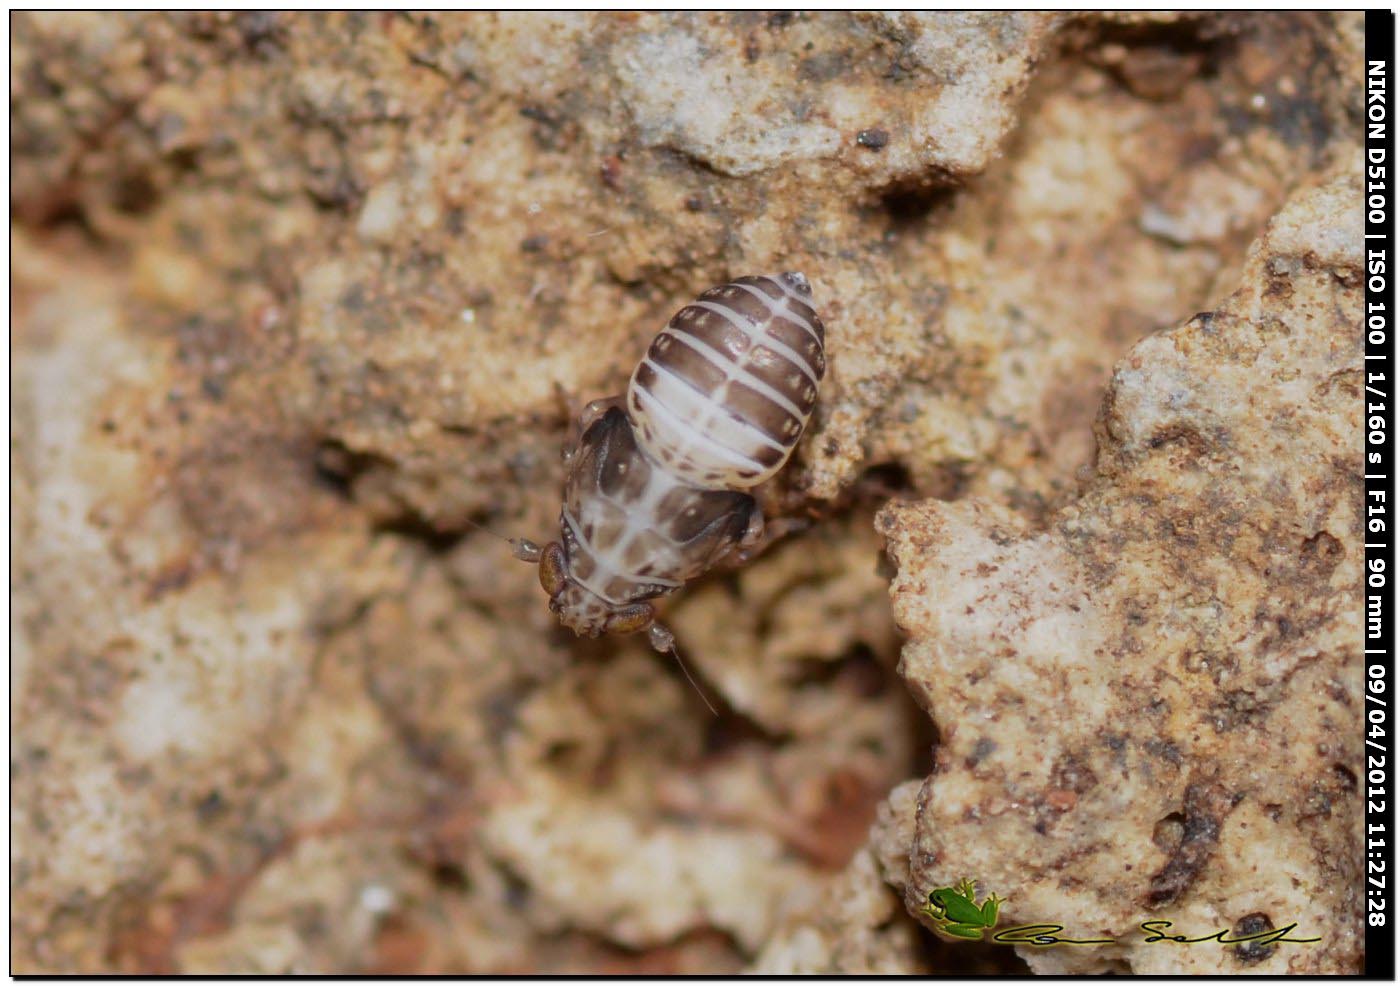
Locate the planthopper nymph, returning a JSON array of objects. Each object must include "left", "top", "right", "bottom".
[{"left": 508, "top": 273, "right": 826, "bottom": 704}]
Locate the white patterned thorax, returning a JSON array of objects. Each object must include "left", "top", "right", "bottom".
[{"left": 560, "top": 407, "right": 754, "bottom": 607}]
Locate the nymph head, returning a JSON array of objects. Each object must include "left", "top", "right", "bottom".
[
  {"left": 508, "top": 535, "right": 706, "bottom": 710},
  {"left": 513, "top": 537, "right": 655, "bottom": 638}
]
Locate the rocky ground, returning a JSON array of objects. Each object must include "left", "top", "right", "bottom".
[{"left": 12, "top": 11, "right": 1363, "bottom": 973}]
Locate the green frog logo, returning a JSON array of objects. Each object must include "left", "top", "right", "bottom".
[{"left": 920, "top": 878, "right": 1006, "bottom": 941}]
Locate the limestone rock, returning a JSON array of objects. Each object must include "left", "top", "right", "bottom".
[{"left": 877, "top": 171, "right": 1364, "bottom": 974}]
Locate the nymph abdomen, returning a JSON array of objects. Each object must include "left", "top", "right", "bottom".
[{"left": 626, "top": 272, "right": 826, "bottom": 490}]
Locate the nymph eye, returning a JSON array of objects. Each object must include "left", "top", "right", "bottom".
[{"left": 537, "top": 542, "right": 567, "bottom": 597}]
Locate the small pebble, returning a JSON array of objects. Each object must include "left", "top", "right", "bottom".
[{"left": 856, "top": 128, "right": 890, "bottom": 150}]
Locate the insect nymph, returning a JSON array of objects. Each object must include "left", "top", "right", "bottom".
[{"left": 512, "top": 273, "right": 826, "bottom": 661}]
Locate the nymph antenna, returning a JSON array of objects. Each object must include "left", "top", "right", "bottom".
[
  {"left": 462, "top": 517, "right": 541, "bottom": 563},
  {"left": 648, "top": 623, "right": 718, "bottom": 716}
]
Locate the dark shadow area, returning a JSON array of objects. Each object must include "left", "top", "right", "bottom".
[{"left": 877, "top": 181, "right": 959, "bottom": 238}]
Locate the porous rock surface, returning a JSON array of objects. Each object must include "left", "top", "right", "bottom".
[
  {"left": 878, "top": 171, "right": 1365, "bottom": 974},
  {"left": 12, "top": 11, "right": 1361, "bottom": 974}
]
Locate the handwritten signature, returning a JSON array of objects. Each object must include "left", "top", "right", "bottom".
[{"left": 991, "top": 920, "right": 1319, "bottom": 948}]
